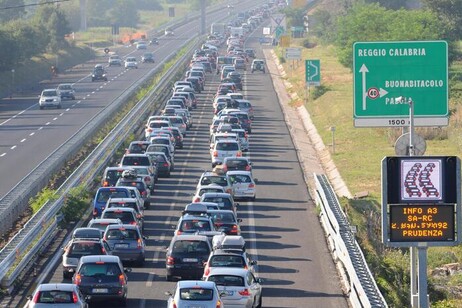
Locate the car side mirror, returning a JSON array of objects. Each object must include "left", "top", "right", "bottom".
[
  {"left": 237, "top": 218, "right": 242, "bottom": 223},
  {"left": 254, "top": 178, "right": 259, "bottom": 183},
  {"left": 26, "top": 295, "right": 32, "bottom": 300},
  {"left": 165, "top": 291, "right": 173, "bottom": 296},
  {"left": 85, "top": 295, "right": 91, "bottom": 302},
  {"left": 124, "top": 267, "right": 132, "bottom": 273},
  {"left": 235, "top": 203, "right": 240, "bottom": 207},
  {"left": 251, "top": 260, "right": 257, "bottom": 265},
  {"left": 256, "top": 278, "right": 263, "bottom": 283}
]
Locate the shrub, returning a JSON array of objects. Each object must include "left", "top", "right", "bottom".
[{"left": 60, "top": 186, "right": 90, "bottom": 223}]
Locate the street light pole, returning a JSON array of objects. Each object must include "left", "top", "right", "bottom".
[{"left": 10, "top": 69, "right": 15, "bottom": 98}]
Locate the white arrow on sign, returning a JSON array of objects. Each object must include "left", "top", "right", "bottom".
[
  {"left": 308, "top": 61, "right": 318, "bottom": 80},
  {"left": 359, "top": 64, "right": 368, "bottom": 110},
  {"left": 379, "top": 88, "right": 388, "bottom": 98}
]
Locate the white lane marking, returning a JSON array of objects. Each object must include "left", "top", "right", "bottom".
[
  {"left": 38, "top": 127, "right": 43, "bottom": 130},
  {"left": 59, "top": 113, "right": 64, "bottom": 116},
  {"left": 20, "top": 139, "right": 26, "bottom": 143},
  {"left": 45, "top": 122, "right": 51, "bottom": 125},
  {"left": 53, "top": 117, "right": 58, "bottom": 121},
  {"left": 66, "top": 108, "right": 70, "bottom": 111},
  {"left": 0, "top": 102, "right": 39, "bottom": 126},
  {"left": 91, "top": 92, "right": 95, "bottom": 94},
  {"left": 10, "top": 145, "right": 16, "bottom": 150},
  {"left": 146, "top": 232, "right": 167, "bottom": 288},
  {"left": 0, "top": 153, "right": 6, "bottom": 157},
  {"left": 29, "top": 132, "right": 35, "bottom": 136}
]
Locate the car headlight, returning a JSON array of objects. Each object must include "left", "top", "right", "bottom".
[{"left": 53, "top": 98, "right": 58, "bottom": 102}]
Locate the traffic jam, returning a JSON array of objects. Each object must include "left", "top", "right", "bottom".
[{"left": 27, "top": 5, "right": 271, "bottom": 308}]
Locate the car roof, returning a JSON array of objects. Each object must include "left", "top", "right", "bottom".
[
  {"left": 172, "top": 234, "right": 209, "bottom": 241},
  {"left": 107, "top": 197, "right": 138, "bottom": 203},
  {"left": 122, "top": 153, "right": 149, "bottom": 157},
  {"left": 80, "top": 255, "right": 121, "bottom": 263},
  {"left": 201, "top": 193, "right": 233, "bottom": 198},
  {"left": 35, "top": 283, "right": 77, "bottom": 292},
  {"left": 176, "top": 280, "right": 217, "bottom": 289},
  {"left": 103, "top": 207, "right": 137, "bottom": 213},
  {"left": 207, "top": 267, "right": 250, "bottom": 276},
  {"left": 105, "top": 223, "right": 139, "bottom": 230},
  {"left": 226, "top": 170, "right": 252, "bottom": 176}
]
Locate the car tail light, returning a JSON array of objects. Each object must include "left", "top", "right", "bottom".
[
  {"left": 119, "top": 274, "right": 126, "bottom": 286},
  {"left": 147, "top": 128, "right": 153, "bottom": 133},
  {"left": 172, "top": 302, "right": 177, "bottom": 308},
  {"left": 163, "top": 162, "right": 169, "bottom": 167},
  {"left": 137, "top": 238, "right": 142, "bottom": 249},
  {"left": 167, "top": 256, "right": 175, "bottom": 265},
  {"left": 92, "top": 208, "right": 98, "bottom": 217},
  {"left": 181, "top": 124, "right": 186, "bottom": 128},
  {"left": 136, "top": 214, "right": 142, "bottom": 219},
  {"left": 32, "top": 291, "right": 41, "bottom": 303},
  {"left": 245, "top": 165, "right": 251, "bottom": 171},
  {"left": 213, "top": 151, "right": 218, "bottom": 157},
  {"left": 176, "top": 230, "right": 182, "bottom": 235},
  {"left": 236, "top": 151, "right": 242, "bottom": 157},
  {"left": 231, "top": 224, "right": 238, "bottom": 234},
  {"left": 248, "top": 183, "right": 255, "bottom": 188},
  {"left": 194, "top": 197, "right": 200, "bottom": 202},
  {"left": 216, "top": 301, "right": 222, "bottom": 308},
  {"left": 238, "top": 289, "right": 251, "bottom": 296},
  {"left": 226, "top": 188, "right": 232, "bottom": 194},
  {"left": 74, "top": 274, "right": 82, "bottom": 286},
  {"left": 72, "top": 291, "right": 78, "bottom": 303},
  {"left": 141, "top": 191, "right": 147, "bottom": 197},
  {"left": 103, "top": 181, "right": 109, "bottom": 187},
  {"left": 204, "top": 264, "right": 210, "bottom": 276}
]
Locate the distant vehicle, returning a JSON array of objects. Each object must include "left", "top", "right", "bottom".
[
  {"left": 108, "top": 55, "right": 122, "bottom": 66},
  {"left": 91, "top": 64, "right": 107, "bottom": 82},
  {"left": 149, "top": 37, "right": 159, "bottom": 45},
  {"left": 165, "top": 280, "right": 223, "bottom": 308},
  {"left": 124, "top": 57, "right": 138, "bottom": 69},
  {"left": 164, "top": 28, "right": 174, "bottom": 36},
  {"left": 141, "top": 52, "right": 155, "bottom": 63},
  {"left": 39, "top": 89, "right": 61, "bottom": 110},
  {"left": 251, "top": 59, "right": 265, "bottom": 73},
  {"left": 57, "top": 83, "right": 75, "bottom": 100}
]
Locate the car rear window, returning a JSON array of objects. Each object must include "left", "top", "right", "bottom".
[
  {"left": 216, "top": 142, "right": 239, "bottom": 151},
  {"left": 149, "top": 122, "right": 169, "bottom": 128},
  {"left": 152, "top": 138, "right": 169, "bottom": 145},
  {"left": 102, "top": 211, "right": 135, "bottom": 224},
  {"left": 202, "top": 197, "right": 232, "bottom": 209},
  {"left": 37, "top": 290, "right": 75, "bottom": 304},
  {"left": 210, "top": 255, "right": 245, "bottom": 267},
  {"left": 121, "top": 156, "right": 150, "bottom": 166},
  {"left": 199, "top": 188, "right": 223, "bottom": 195},
  {"left": 180, "top": 288, "right": 214, "bottom": 300},
  {"left": 172, "top": 240, "right": 210, "bottom": 253},
  {"left": 180, "top": 220, "right": 212, "bottom": 232},
  {"left": 79, "top": 263, "right": 121, "bottom": 277},
  {"left": 210, "top": 212, "right": 235, "bottom": 223},
  {"left": 129, "top": 143, "right": 149, "bottom": 153},
  {"left": 229, "top": 174, "right": 252, "bottom": 183},
  {"left": 235, "top": 113, "right": 249, "bottom": 120},
  {"left": 106, "top": 228, "right": 139, "bottom": 240},
  {"left": 117, "top": 180, "right": 145, "bottom": 191},
  {"left": 226, "top": 160, "right": 248, "bottom": 168},
  {"left": 200, "top": 176, "right": 228, "bottom": 186},
  {"left": 96, "top": 190, "right": 129, "bottom": 203},
  {"left": 208, "top": 275, "right": 244, "bottom": 287},
  {"left": 68, "top": 242, "right": 104, "bottom": 258},
  {"left": 107, "top": 202, "right": 138, "bottom": 212}
]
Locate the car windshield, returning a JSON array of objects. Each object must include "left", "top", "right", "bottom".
[
  {"left": 36, "top": 290, "right": 75, "bottom": 304},
  {"left": 96, "top": 190, "right": 129, "bottom": 203},
  {"left": 179, "top": 288, "right": 214, "bottom": 300},
  {"left": 58, "top": 85, "right": 72, "bottom": 90},
  {"left": 106, "top": 228, "right": 139, "bottom": 240},
  {"left": 68, "top": 242, "right": 103, "bottom": 258},
  {"left": 208, "top": 275, "right": 244, "bottom": 286},
  {"left": 210, "top": 255, "right": 245, "bottom": 267},
  {"left": 102, "top": 211, "right": 135, "bottom": 224},
  {"left": 43, "top": 90, "right": 57, "bottom": 96},
  {"left": 79, "top": 263, "right": 121, "bottom": 277},
  {"left": 172, "top": 240, "right": 210, "bottom": 253}
]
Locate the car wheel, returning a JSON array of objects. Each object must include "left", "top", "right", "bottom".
[
  {"left": 63, "top": 271, "right": 70, "bottom": 279},
  {"left": 57, "top": 104, "right": 62, "bottom": 109},
  {"left": 166, "top": 171, "right": 171, "bottom": 178},
  {"left": 251, "top": 196, "right": 256, "bottom": 201},
  {"left": 39, "top": 106, "right": 44, "bottom": 110},
  {"left": 144, "top": 201, "right": 150, "bottom": 209},
  {"left": 166, "top": 274, "right": 173, "bottom": 281},
  {"left": 137, "top": 257, "right": 145, "bottom": 267}
]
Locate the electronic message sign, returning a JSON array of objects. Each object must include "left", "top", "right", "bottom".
[
  {"left": 382, "top": 156, "right": 460, "bottom": 247},
  {"left": 389, "top": 204, "right": 455, "bottom": 242}
]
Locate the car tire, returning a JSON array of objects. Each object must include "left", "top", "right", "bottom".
[
  {"left": 251, "top": 196, "right": 256, "bottom": 201},
  {"left": 39, "top": 106, "right": 44, "bottom": 110},
  {"left": 166, "top": 171, "right": 171, "bottom": 178},
  {"left": 57, "top": 104, "right": 62, "bottom": 109},
  {"left": 63, "top": 271, "right": 70, "bottom": 279},
  {"left": 144, "top": 201, "right": 150, "bottom": 209},
  {"left": 137, "top": 257, "right": 145, "bottom": 267},
  {"left": 166, "top": 274, "right": 173, "bottom": 281}
]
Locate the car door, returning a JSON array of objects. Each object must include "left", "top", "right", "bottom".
[{"left": 247, "top": 272, "right": 262, "bottom": 306}]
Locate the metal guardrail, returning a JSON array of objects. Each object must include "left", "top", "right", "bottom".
[
  {"left": 0, "top": 1, "right": 229, "bottom": 237},
  {"left": 314, "top": 174, "right": 388, "bottom": 308},
  {"left": 0, "top": 34, "right": 200, "bottom": 290}
]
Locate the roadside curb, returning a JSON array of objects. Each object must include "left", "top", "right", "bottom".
[{"left": 264, "top": 49, "right": 352, "bottom": 199}]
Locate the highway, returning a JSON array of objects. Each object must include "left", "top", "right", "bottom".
[{"left": 24, "top": 29, "right": 349, "bottom": 308}]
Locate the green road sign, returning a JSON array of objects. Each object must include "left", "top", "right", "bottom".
[
  {"left": 305, "top": 59, "right": 320, "bottom": 86},
  {"left": 274, "top": 26, "right": 284, "bottom": 39},
  {"left": 353, "top": 41, "right": 448, "bottom": 127}
]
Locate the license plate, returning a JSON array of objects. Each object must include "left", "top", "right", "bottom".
[
  {"left": 92, "top": 288, "right": 108, "bottom": 293},
  {"left": 183, "top": 258, "right": 198, "bottom": 262},
  {"left": 115, "top": 243, "right": 129, "bottom": 249}
]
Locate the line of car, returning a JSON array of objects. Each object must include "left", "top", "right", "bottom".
[{"left": 26, "top": 4, "right": 271, "bottom": 307}]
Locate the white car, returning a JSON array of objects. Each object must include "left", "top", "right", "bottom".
[
  {"left": 39, "top": 89, "right": 62, "bottom": 109},
  {"left": 56, "top": 83, "right": 75, "bottom": 100},
  {"left": 227, "top": 170, "right": 256, "bottom": 200},
  {"left": 210, "top": 140, "right": 242, "bottom": 167},
  {"left": 192, "top": 184, "right": 226, "bottom": 203},
  {"left": 164, "top": 28, "right": 174, "bottom": 36},
  {"left": 166, "top": 280, "right": 223, "bottom": 308},
  {"left": 205, "top": 267, "right": 262, "bottom": 308},
  {"left": 124, "top": 57, "right": 138, "bottom": 69}
]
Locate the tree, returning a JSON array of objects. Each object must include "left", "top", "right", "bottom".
[
  {"left": 282, "top": 7, "right": 306, "bottom": 28},
  {"left": 420, "top": 0, "right": 462, "bottom": 40},
  {"left": 107, "top": 0, "right": 139, "bottom": 28},
  {"left": 364, "top": 0, "right": 407, "bottom": 10},
  {"left": 335, "top": 3, "right": 450, "bottom": 68},
  {"left": 33, "top": 3, "right": 71, "bottom": 52},
  {"left": 0, "top": 0, "right": 25, "bottom": 22},
  {"left": 7, "top": 20, "right": 46, "bottom": 61},
  {"left": 0, "top": 29, "right": 19, "bottom": 70},
  {"left": 135, "top": 0, "right": 163, "bottom": 11}
]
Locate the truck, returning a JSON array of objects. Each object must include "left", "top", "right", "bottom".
[{"left": 210, "top": 23, "right": 226, "bottom": 36}]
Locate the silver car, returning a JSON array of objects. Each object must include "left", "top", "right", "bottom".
[
  {"left": 27, "top": 283, "right": 88, "bottom": 308},
  {"left": 166, "top": 280, "right": 224, "bottom": 308},
  {"left": 210, "top": 140, "right": 242, "bottom": 167},
  {"left": 103, "top": 224, "right": 146, "bottom": 266},
  {"left": 206, "top": 268, "right": 262, "bottom": 308}
]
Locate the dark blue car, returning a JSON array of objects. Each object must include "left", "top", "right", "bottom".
[{"left": 92, "top": 187, "right": 132, "bottom": 218}]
